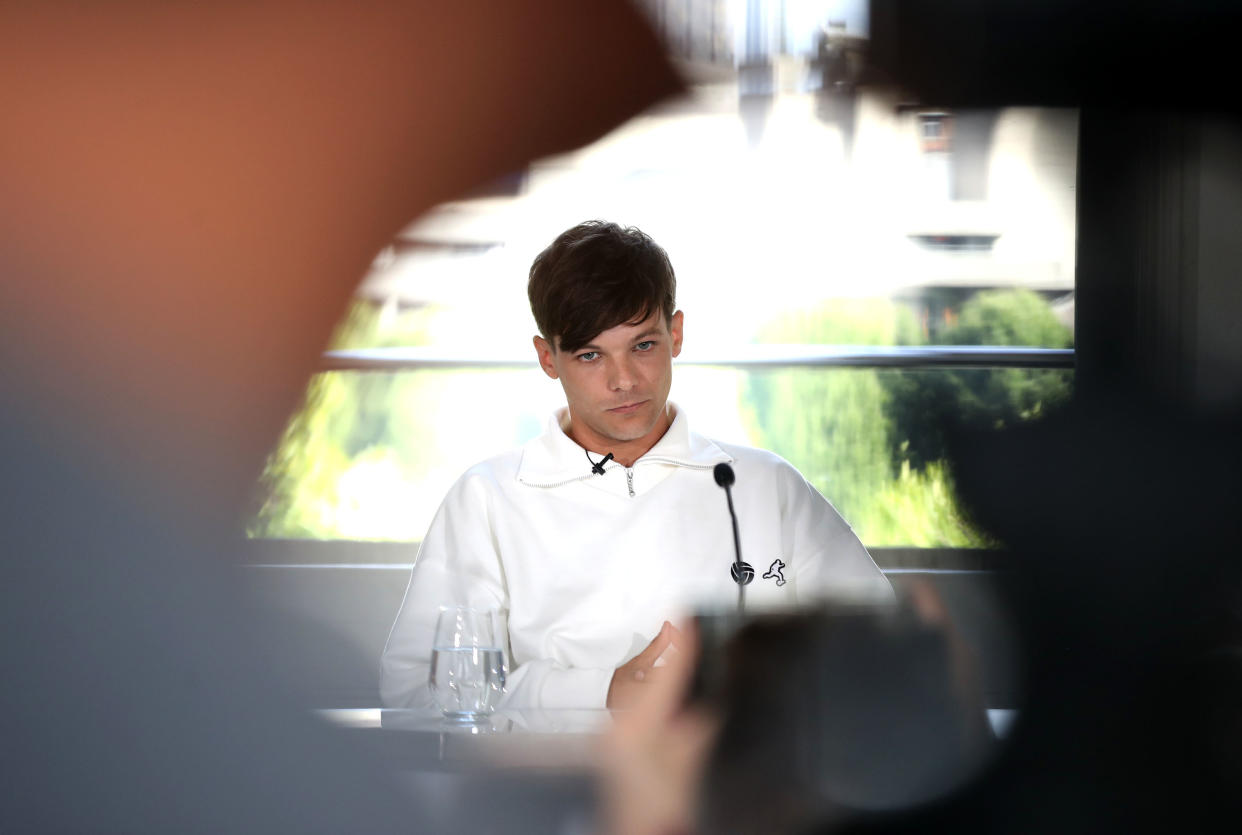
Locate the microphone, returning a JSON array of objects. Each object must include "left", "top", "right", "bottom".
[
  {"left": 714, "top": 463, "right": 753, "bottom": 613},
  {"left": 586, "top": 450, "right": 614, "bottom": 476}
]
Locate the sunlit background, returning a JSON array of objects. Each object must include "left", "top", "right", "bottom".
[{"left": 251, "top": 0, "right": 1077, "bottom": 546}]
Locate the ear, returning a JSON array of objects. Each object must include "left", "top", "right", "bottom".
[
  {"left": 669, "top": 310, "right": 684, "bottom": 358},
  {"left": 533, "top": 335, "right": 559, "bottom": 379}
]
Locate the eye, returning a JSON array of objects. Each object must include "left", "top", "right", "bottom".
[
  {"left": 634, "top": 341, "right": 656, "bottom": 352},
  {"left": 576, "top": 351, "right": 600, "bottom": 363}
]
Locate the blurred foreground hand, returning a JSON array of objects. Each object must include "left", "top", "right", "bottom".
[
  {"left": 607, "top": 620, "right": 686, "bottom": 710},
  {"left": 597, "top": 621, "right": 718, "bottom": 835}
]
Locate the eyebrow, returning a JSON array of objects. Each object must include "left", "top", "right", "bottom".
[{"left": 577, "top": 329, "right": 663, "bottom": 352}]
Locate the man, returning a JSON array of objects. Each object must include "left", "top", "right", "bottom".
[{"left": 380, "top": 221, "right": 891, "bottom": 710}]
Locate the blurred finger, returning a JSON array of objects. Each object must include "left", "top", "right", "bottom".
[
  {"left": 634, "top": 622, "right": 672, "bottom": 665},
  {"left": 666, "top": 620, "right": 687, "bottom": 649},
  {"left": 652, "top": 644, "right": 679, "bottom": 667},
  {"left": 634, "top": 628, "right": 698, "bottom": 724}
]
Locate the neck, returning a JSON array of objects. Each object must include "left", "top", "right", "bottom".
[{"left": 567, "top": 405, "right": 673, "bottom": 468}]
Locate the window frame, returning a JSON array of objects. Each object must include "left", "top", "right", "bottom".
[{"left": 244, "top": 342, "right": 1073, "bottom": 570}]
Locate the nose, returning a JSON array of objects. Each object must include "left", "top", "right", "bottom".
[{"left": 607, "top": 354, "right": 636, "bottom": 392}]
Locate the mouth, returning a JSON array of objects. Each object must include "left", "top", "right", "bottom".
[{"left": 607, "top": 400, "right": 649, "bottom": 415}]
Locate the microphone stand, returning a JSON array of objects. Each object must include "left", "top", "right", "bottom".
[
  {"left": 724, "top": 483, "right": 744, "bottom": 613},
  {"left": 714, "top": 463, "right": 750, "bottom": 615}
]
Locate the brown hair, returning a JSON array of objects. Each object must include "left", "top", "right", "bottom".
[{"left": 527, "top": 220, "right": 676, "bottom": 353}]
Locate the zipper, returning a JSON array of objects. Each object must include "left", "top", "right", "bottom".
[
  {"left": 637, "top": 456, "right": 719, "bottom": 471},
  {"left": 518, "top": 473, "right": 597, "bottom": 489},
  {"left": 521, "top": 457, "right": 727, "bottom": 491}
]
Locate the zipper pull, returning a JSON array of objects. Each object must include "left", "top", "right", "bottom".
[{"left": 626, "top": 468, "right": 635, "bottom": 497}]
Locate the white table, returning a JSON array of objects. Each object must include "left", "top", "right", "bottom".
[
  {"left": 315, "top": 707, "right": 1019, "bottom": 770},
  {"left": 315, "top": 708, "right": 613, "bottom": 770}
]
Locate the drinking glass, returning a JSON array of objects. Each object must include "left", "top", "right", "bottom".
[{"left": 429, "top": 607, "right": 506, "bottom": 722}]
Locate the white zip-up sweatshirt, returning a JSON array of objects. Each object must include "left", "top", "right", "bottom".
[{"left": 380, "top": 406, "right": 892, "bottom": 709}]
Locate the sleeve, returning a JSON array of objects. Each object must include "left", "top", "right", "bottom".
[
  {"left": 378, "top": 471, "right": 615, "bottom": 710},
  {"left": 498, "top": 659, "right": 613, "bottom": 710},
  {"left": 778, "top": 464, "right": 895, "bottom": 606},
  {"left": 379, "top": 473, "right": 503, "bottom": 709}
]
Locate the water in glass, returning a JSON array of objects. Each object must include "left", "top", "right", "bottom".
[{"left": 429, "top": 607, "right": 506, "bottom": 721}]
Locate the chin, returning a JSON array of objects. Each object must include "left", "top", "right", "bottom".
[
  {"left": 610, "top": 418, "right": 661, "bottom": 443},
  {"left": 598, "top": 426, "right": 646, "bottom": 444}
]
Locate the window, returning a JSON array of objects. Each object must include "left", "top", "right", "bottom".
[{"left": 251, "top": 3, "right": 1077, "bottom": 551}]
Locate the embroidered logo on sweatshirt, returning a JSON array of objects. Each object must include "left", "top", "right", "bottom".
[{"left": 763, "top": 558, "right": 787, "bottom": 586}]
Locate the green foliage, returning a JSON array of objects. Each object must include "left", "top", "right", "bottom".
[
  {"left": 741, "top": 292, "right": 1067, "bottom": 546},
  {"left": 868, "top": 458, "right": 990, "bottom": 547},
  {"left": 252, "top": 289, "right": 1070, "bottom": 547},
  {"left": 249, "top": 301, "right": 437, "bottom": 539},
  {"left": 944, "top": 288, "right": 1073, "bottom": 348},
  {"left": 744, "top": 365, "right": 892, "bottom": 528},
  {"left": 742, "top": 299, "right": 940, "bottom": 545},
  {"left": 250, "top": 299, "right": 552, "bottom": 541},
  {"left": 742, "top": 300, "right": 906, "bottom": 514},
  {"left": 249, "top": 371, "right": 353, "bottom": 538},
  {"left": 885, "top": 289, "right": 1074, "bottom": 470}
]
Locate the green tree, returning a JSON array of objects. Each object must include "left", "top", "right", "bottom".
[
  {"left": 885, "top": 289, "right": 1074, "bottom": 471},
  {"left": 742, "top": 299, "right": 902, "bottom": 530},
  {"left": 250, "top": 299, "right": 548, "bottom": 540},
  {"left": 249, "top": 300, "right": 438, "bottom": 539},
  {"left": 741, "top": 297, "right": 1011, "bottom": 546}
]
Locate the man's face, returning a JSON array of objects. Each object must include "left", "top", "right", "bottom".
[{"left": 534, "top": 310, "right": 684, "bottom": 457}]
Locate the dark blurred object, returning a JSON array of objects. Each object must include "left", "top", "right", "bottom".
[
  {"left": 687, "top": 609, "right": 748, "bottom": 706},
  {"left": 870, "top": 0, "right": 1242, "bottom": 112},
  {"left": 869, "top": 4, "right": 1242, "bottom": 422},
  {"left": 697, "top": 602, "right": 993, "bottom": 835},
  {"left": 1076, "top": 111, "right": 1242, "bottom": 414},
  {"left": 0, "top": 1, "right": 680, "bottom": 831},
  {"left": 832, "top": 397, "right": 1242, "bottom": 834},
  {"left": 852, "top": 4, "right": 1242, "bottom": 830}
]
